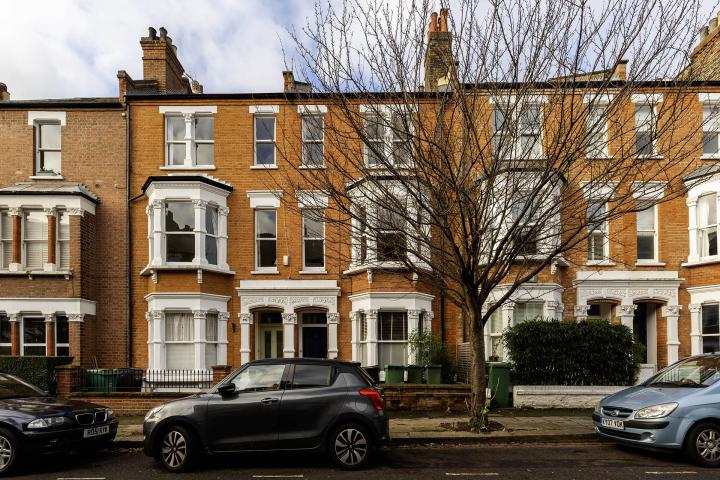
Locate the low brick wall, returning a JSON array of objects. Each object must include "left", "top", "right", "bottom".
[
  {"left": 69, "top": 392, "right": 187, "bottom": 415},
  {"left": 383, "top": 384, "right": 471, "bottom": 412},
  {"left": 513, "top": 385, "right": 626, "bottom": 409}
]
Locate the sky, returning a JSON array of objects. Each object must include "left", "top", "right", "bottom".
[{"left": 1, "top": 0, "right": 718, "bottom": 100}]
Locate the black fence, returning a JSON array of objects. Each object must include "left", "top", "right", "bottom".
[{"left": 78, "top": 368, "right": 214, "bottom": 393}]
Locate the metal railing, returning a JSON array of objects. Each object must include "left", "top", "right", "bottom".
[
  {"left": 456, "top": 342, "right": 472, "bottom": 384},
  {"left": 77, "top": 368, "right": 214, "bottom": 393}
]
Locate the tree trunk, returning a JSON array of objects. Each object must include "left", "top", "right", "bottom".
[{"left": 468, "top": 301, "right": 489, "bottom": 432}]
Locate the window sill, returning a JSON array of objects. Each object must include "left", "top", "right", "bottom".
[
  {"left": 30, "top": 174, "right": 64, "bottom": 180},
  {"left": 343, "top": 262, "right": 412, "bottom": 275},
  {"left": 635, "top": 261, "right": 666, "bottom": 267},
  {"left": 299, "top": 165, "right": 326, "bottom": 170},
  {"left": 251, "top": 269, "right": 280, "bottom": 275},
  {"left": 299, "top": 269, "right": 328, "bottom": 275},
  {"left": 701, "top": 154, "right": 720, "bottom": 160},
  {"left": 585, "top": 155, "right": 611, "bottom": 160},
  {"left": 140, "top": 264, "right": 235, "bottom": 276},
  {"left": 682, "top": 257, "right": 720, "bottom": 267},
  {"left": 250, "top": 165, "right": 279, "bottom": 170},
  {"left": 637, "top": 155, "right": 663, "bottom": 160},
  {"left": 0, "top": 270, "right": 72, "bottom": 278},
  {"left": 585, "top": 260, "right": 616, "bottom": 266},
  {"left": 160, "top": 165, "right": 216, "bottom": 171}
]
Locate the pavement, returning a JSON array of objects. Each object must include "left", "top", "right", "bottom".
[{"left": 114, "top": 409, "right": 598, "bottom": 447}]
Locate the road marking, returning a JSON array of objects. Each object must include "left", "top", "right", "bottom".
[
  {"left": 57, "top": 478, "right": 107, "bottom": 480},
  {"left": 645, "top": 472, "right": 696, "bottom": 475},
  {"left": 252, "top": 476, "right": 304, "bottom": 479},
  {"left": 445, "top": 474, "right": 499, "bottom": 477}
]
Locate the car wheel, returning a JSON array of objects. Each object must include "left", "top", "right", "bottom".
[
  {"left": 158, "top": 425, "right": 195, "bottom": 473},
  {"left": 686, "top": 423, "right": 720, "bottom": 467},
  {"left": 0, "top": 428, "right": 19, "bottom": 476},
  {"left": 329, "top": 423, "right": 372, "bottom": 470}
]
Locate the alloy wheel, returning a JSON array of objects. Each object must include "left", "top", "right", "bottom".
[
  {"left": 0, "top": 435, "right": 11, "bottom": 471},
  {"left": 696, "top": 428, "right": 720, "bottom": 462},
  {"left": 334, "top": 427, "right": 368, "bottom": 466},
  {"left": 162, "top": 430, "right": 187, "bottom": 469}
]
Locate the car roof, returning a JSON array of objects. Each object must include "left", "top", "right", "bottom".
[{"left": 248, "top": 358, "right": 360, "bottom": 367}]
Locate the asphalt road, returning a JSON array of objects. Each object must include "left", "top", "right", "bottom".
[{"left": 12, "top": 441, "right": 720, "bottom": 479}]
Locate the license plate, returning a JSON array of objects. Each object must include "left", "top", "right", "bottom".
[
  {"left": 601, "top": 418, "right": 624, "bottom": 430},
  {"left": 83, "top": 425, "right": 110, "bottom": 438}
]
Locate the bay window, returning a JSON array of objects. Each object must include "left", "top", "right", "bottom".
[
  {"left": 55, "top": 315, "right": 69, "bottom": 356},
  {"left": 0, "top": 211, "right": 11, "bottom": 270},
  {"left": 513, "top": 302, "right": 544, "bottom": 323},
  {"left": 22, "top": 317, "right": 46, "bottom": 356},
  {"left": 23, "top": 211, "right": 48, "bottom": 271},
  {"left": 698, "top": 193, "right": 718, "bottom": 258},
  {"left": 165, "top": 312, "right": 194, "bottom": 370},
  {"left": 636, "top": 201, "right": 657, "bottom": 261},
  {"left": 376, "top": 203, "right": 406, "bottom": 262},
  {"left": 704, "top": 104, "right": 720, "bottom": 157},
  {"left": 701, "top": 303, "right": 720, "bottom": 353},
  {"left": 378, "top": 311, "right": 408, "bottom": 366},
  {"left": 205, "top": 312, "right": 218, "bottom": 368},
  {"left": 0, "top": 315, "right": 9, "bottom": 355},
  {"left": 511, "top": 192, "right": 540, "bottom": 256},
  {"left": 255, "top": 209, "right": 277, "bottom": 269},
  {"left": 205, "top": 205, "right": 218, "bottom": 266},
  {"left": 488, "top": 309, "right": 504, "bottom": 360},
  {"left": 302, "top": 209, "right": 324, "bottom": 270},
  {"left": 165, "top": 201, "right": 195, "bottom": 263},
  {"left": 57, "top": 210, "right": 70, "bottom": 270}
]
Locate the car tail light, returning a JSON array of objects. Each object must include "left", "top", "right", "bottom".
[{"left": 359, "top": 388, "right": 384, "bottom": 411}]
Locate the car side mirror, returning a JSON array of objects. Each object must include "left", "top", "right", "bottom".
[{"left": 217, "top": 383, "right": 236, "bottom": 397}]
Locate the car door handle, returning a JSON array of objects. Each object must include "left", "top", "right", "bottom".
[{"left": 260, "top": 397, "right": 279, "bottom": 405}]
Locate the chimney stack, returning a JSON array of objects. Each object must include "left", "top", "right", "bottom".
[
  {"left": 686, "top": 11, "right": 720, "bottom": 80},
  {"left": 282, "top": 70, "right": 312, "bottom": 94},
  {"left": 612, "top": 59, "right": 628, "bottom": 81},
  {"left": 0, "top": 83, "right": 9, "bottom": 101},
  {"left": 139, "top": 26, "right": 191, "bottom": 94},
  {"left": 191, "top": 79, "right": 203, "bottom": 94},
  {"left": 424, "top": 9, "right": 453, "bottom": 92}
]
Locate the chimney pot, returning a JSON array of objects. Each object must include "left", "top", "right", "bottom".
[
  {"left": 429, "top": 12, "right": 438, "bottom": 33},
  {"left": 711, "top": 17, "right": 718, "bottom": 30},
  {"left": 439, "top": 8, "right": 449, "bottom": 32},
  {"left": 191, "top": 80, "right": 203, "bottom": 94},
  {"left": 159, "top": 27, "right": 168, "bottom": 40},
  {"left": 0, "top": 82, "right": 8, "bottom": 101},
  {"left": 148, "top": 27, "right": 157, "bottom": 40},
  {"left": 700, "top": 25, "right": 710, "bottom": 40}
]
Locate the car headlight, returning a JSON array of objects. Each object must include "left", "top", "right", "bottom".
[
  {"left": 594, "top": 400, "right": 602, "bottom": 414},
  {"left": 106, "top": 408, "right": 115, "bottom": 419},
  {"left": 635, "top": 402, "right": 678, "bottom": 419},
  {"left": 144, "top": 406, "right": 163, "bottom": 422},
  {"left": 27, "top": 416, "right": 72, "bottom": 429}
]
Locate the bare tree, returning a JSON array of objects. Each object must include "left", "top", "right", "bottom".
[{"left": 276, "top": 0, "right": 710, "bottom": 429}]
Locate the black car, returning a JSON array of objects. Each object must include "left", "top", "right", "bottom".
[
  {"left": 0, "top": 372, "right": 118, "bottom": 475},
  {"left": 143, "top": 358, "right": 389, "bottom": 472}
]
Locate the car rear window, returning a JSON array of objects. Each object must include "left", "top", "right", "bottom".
[
  {"left": 349, "top": 366, "right": 374, "bottom": 386},
  {"left": 291, "top": 364, "right": 335, "bottom": 389}
]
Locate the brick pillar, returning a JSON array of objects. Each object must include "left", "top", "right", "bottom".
[
  {"left": 8, "top": 314, "right": 19, "bottom": 356},
  {"left": 55, "top": 365, "right": 81, "bottom": 398},
  {"left": 211, "top": 365, "right": 232, "bottom": 384},
  {"left": 9, "top": 208, "right": 21, "bottom": 271},
  {"left": 45, "top": 208, "right": 57, "bottom": 269},
  {"left": 45, "top": 314, "right": 55, "bottom": 356},
  {"left": 68, "top": 314, "right": 85, "bottom": 366}
]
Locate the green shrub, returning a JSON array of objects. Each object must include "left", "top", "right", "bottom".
[
  {"left": 409, "top": 331, "right": 456, "bottom": 382},
  {"left": 503, "top": 319, "right": 638, "bottom": 386},
  {"left": 0, "top": 356, "right": 73, "bottom": 393}
]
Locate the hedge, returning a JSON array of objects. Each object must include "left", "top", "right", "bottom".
[
  {"left": 0, "top": 356, "right": 73, "bottom": 394},
  {"left": 503, "top": 320, "right": 640, "bottom": 386}
]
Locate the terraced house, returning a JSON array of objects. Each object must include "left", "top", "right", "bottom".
[{"left": 7, "top": 13, "right": 720, "bottom": 383}]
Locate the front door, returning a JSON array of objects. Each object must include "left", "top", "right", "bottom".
[
  {"left": 205, "top": 363, "right": 288, "bottom": 451},
  {"left": 256, "top": 311, "right": 283, "bottom": 359}
]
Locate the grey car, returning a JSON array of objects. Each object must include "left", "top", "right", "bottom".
[
  {"left": 143, "top": 358, "right": 389, "bottom": 472},
  {"left": 594, "top": 353, "right": 720, "bottom": 466}
]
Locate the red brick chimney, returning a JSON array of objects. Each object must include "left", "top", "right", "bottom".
[
  {"left": 282, "top": 70, "right": 312, "bottom": 94},
  {"left": 424, "top": 9, "right": 453, "bottom": 92},
  {"left": 139, "top": 27, "right": 191, "bottom": 94},
  {"left": 0, "top": 83, "right": 9, "bottom": 101}
]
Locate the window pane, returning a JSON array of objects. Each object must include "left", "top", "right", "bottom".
[
  {"left": 292, "top": 364, "right": 333, "bottom": 388},
  {"left": 489, "top": 310, "right": 502, "bottom": 334},
  {"left": 302, "top": 312, "right": 327, "bottom": 324},
  {"left": 636, "top": 132, "right": 654, "bottom": 156},
  {"left": 255, "top": 117, "right": 275, "bottom": 141},
  {"left": 378, "top": 343, "right": 407, "bottom": 367},
  {"left": 256, "top": 143, "right": 275, "bottom": 165},
  {"left": 0, "top": 316, "right": 10, "bottom": 344},
  {"left": 195, "top": 143, "right": 214, "bottom": 165},
  {"left": 55, "top": 315, "right": 69, "bottom": 344},
  {"left": 205, "top": 236, "right": 217, "bottom": 265},
  {"left": 256, "top": 210, "right": 276, "bottom": 238},
  {"left": 377, "top": 232, "right": 406, "bottom": 261},
  {"left": 23, "top": 318, "right": 46, "bottom": 344},
  {"left": 589, "top": 231, "right": 605, "bottom": 260},
  {"left": 166, "top": 234, "right": 195, "bottom": 262},
  {"left": 302, "top": 142, "right": 323, "bottom": 166},
  {"left": 40, "top": 123, "right": 61, "bottom": 149},
  {"left": 703, "top": 336, "right": 720, "bottom": 354},
  {"left": 58, "top": 211, "right": 70, "bottom": 240},
  {"left": 40, "top": 151, "right": 61, "bottom": 173},
  {"left": 24, "top": 346, "right": 46, "bottom": 356},
  {"left": 167, "top": 117, "right": 185, "bottom": 141},
  {"left": 24, "top": 212, "right": 48, "bottom": 240},
  {"left": 56, "top": 346, "right": 69, "bottom": 356},
  {"left": 166, "top": 344, "right": 194, "bottom": 370},
  {"left": 166, "top": 202, "right": 194, "bottom": 232},
  {"left": 304, "top": 239, "right": 324, "bottom": 268},
  {"left": 258, "top": 240, "right": 277, "bottom": 267},
  {"left": 378, "top": 312, "right": 407, "bottom": 341},
  {"left": 206, "top": 207, "right": 218, "bottom": 235},
  {"left": 205, "top": 343, "right": 218, "bottom": 368},
  {"left": 365, "top": 114, "right": 384, "bottom": 140},
  {"left": 303, "top": 212, "right": 323, "bottom": 238},
  {"left": 702, "top": 304, "right": 720, "bottom": 335},
  {"left": 231, "top": 364, "right": 285, "bottom": 391},
  {"left": 635, "top": 105, "right": 653, "bottom": 129},
  {"left": 165, "top": 312, "right": 194, "bottom": 341},
  {"left": 699, "top": 194, "right": 717, "bottom": 227},
  {"left": 302, "top": 116, "right": 323, "bottom": 141},
  {"left": 637, "top": 205, "right": 655, "bottom": 230},
  {"left": 205, "top": 313, "right": 218, "bottom": 341},
  {"left": 194, "top": 116, "right": 213, "bottom": 141},
  {"left": 637, "top": 232, "right": 655, "bottom": 260},
  {"left": 704, "top": 132, "right": 719, "bottom": 155},
  {"left": 169, "top": 144, "right": 186, "bottom": 165}
]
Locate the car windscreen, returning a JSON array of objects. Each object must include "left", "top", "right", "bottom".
[
  {"left": 0, "top": 374, "right": 45, "bottom": 399},
  {"left": 647, "top": 356, "right": 720, "bottom": 388}
]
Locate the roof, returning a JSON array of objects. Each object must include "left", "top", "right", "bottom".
[
  {"left": 0, "top": 183, "right": 98, "bottom": 202},
  {"left": 683, "top": 163, "right": 720, "bottom": 183},
  {"left": 0, "top": 97, "right": 122, "bottom": 109},
  {"left": 141, "top": 174, "right": 233, "bottom": 193}
]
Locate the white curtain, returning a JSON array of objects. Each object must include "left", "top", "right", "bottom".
[
  {"left": 204, "top": 313, "right": 218, "bottom": 369},
  {"left": 165, "top": 312, "right": 194, "bottom": 341}
]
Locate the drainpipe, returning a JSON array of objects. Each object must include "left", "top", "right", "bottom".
[{"left": 125, "top": 101, "right": 133, "bottom": 367}]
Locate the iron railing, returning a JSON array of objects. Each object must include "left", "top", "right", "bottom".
[{"left": 78, "top": 368, "right": 214, "bottom": 393}]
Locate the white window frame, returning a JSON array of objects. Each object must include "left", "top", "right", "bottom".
[
  {"left": 57, "top": 209, "right": 70, "bottom": 271},
  {"left": 205, "top": 311, "right": 219, "bottom": 368},
  {"left": 302, "top": 209, "right": 325, "bottom": 272},
  {"left": 586, "top": 105, "right": 609, "bottom": 158},
  {"left": 21, "top": 316, "right": 46, "bottom": 356},
  {"left": 587, "top": 200, "right": 609, "bottom": 263},
  {"left": 163, "top": 200, "right": 196, "bottom": 264},
  {"left": 701, "top": 303, "right": 720, "bottom": 354},
  {"left": 299, "top": 106, "right": 326, "bottom": 168},
  {"left": 377, "top": 310, "right": 409, "bottom": 366},
  {"left": 254, "top": 208, "right": 278, "bottom": 273},
  {"left": 55, "top": 314, "right": 69, "bottom": 356},
  {"left": 205, "top": 205, "right": 219, "bottom": 266},
  {"left": 512, "top": 301, "right": 545, "bottom": 324},
  {"left": 34, "top": 121, "right": 62, "bottom": 176},
  {"left": 0, "top": 210, "right": 11, "bottom": 271},
  {"left": 490, "top": 97, "right": 546, "bottom": 160},
  {"left": 488, "top": 309, "right": 504, "bottom": 360},
  {"left": 159, "top": 106, "right": 217, "bottom": 169},
  {"left": 631, "top": 95, "right": 662, "bottom": 159},
  {"left": 636, "top": 200, "right": 658, "bottom": 263},
  {"left": 164, "top": 310, "right": 195, "bottom": 370},
  {"left": 0, "top": 314, "right": 10, "bottom": 355},
  {"left": 360, "top": 105, "right": 415, "bottom": 168},
  {"left": 22, "top": 210, "right": 48, "bottom": 271},
  {"left": 698, "top": 193, "right": 719, "bottom": 260},
  {"left": 252, "top": 106, "right": 278, "bottom": 167}
]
